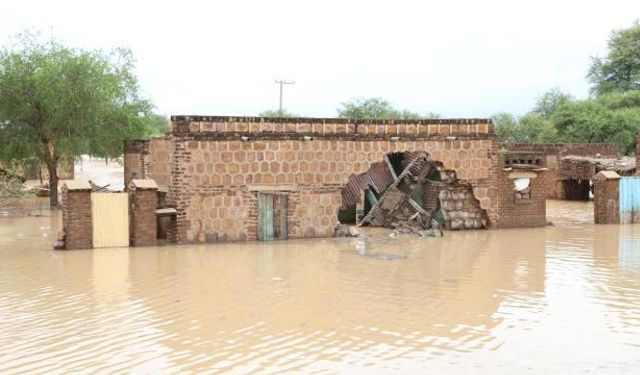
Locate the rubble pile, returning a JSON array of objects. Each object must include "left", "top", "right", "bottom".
[{"left": 343, "top": 151, "right": 489, "bottom": 236}]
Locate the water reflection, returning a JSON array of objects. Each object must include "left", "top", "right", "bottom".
[{"left": 0, "top": 198, "right": 639, "bottom": 373}]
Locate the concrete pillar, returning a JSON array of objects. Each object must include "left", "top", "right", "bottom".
[
  {"left": 129, "top": 179, "right": 158, "bottom": 246},
  {"left": 593, "top": 171, "right": 620, "bottom": 224},
  {"left": 61, "top": 180, "right": 93, "bottom": 249}
]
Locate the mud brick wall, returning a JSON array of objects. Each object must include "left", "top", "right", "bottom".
[
  {"left": 124, "top": 140, "right": 150, "bottom": 190},
  {"left": 593, "top": 177, "right": 620, "bottom": 224},
  {"left": 61, "top": 187, "right": 92, "bottom": 249},
  {"left": 130, "top": 184, "right": 158, "bottom": 247},
  {"left": 138, "top": 116, "right": 509, "bottom": 243},
  {"left": 503, "top": 143, "right": 619, "bottom": 199},
  {"left": 494, "top": 170, "right": 547, "bottom": 228}
]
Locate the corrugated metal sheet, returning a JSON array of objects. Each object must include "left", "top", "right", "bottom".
[
  {"left": 401, "top": 151, "right": 425, "bottom": 169},
  {"left": 342, "top": 162, "right": 395, "bottom": 208},
  {"left": 368, "top": 162, "right": 395, "bottom": 194},
  {"left": 359, "top": 153, "right": 433, "bottom": 226},
  {"left": 619, "top": 177, "right": 640, "bottom": 224},
  {"left": 341, "top": 151, "right": 433, "bottom": 209},
  {"left": 342, "top": 172, "right": 368, "bottom": 208}
]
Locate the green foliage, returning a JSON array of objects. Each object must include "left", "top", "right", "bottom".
[
  {"left": 493, "top": 110, "right": 557, "bottom": 144},
  {"left": 495, "top": 89, "right": 640, "bottom": 154},
  {"left": 532, "top": 88, "right": 573, "bottom": 118},
  {"left": 258, "top": 109, "right": 298, "bottom": 117},
  {"left": 550, "top": 91, "right": 640, "bottom": 153},
  {"left": 0, "top": 31, "right": 155, "bottom": 206},
  {"left": 588, "top": 21, "right": 640, "bottom": 95},
  {"left": 493, "top": 112, "right": 519, "bottom": 142},
  {"left": 147, "top": 114, "right": 170, "bottom": 136},
  {"left": 337, "top": 97, "right": 439, "bottom": 119}
]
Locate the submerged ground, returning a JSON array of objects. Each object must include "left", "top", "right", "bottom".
[{"left": 1, "top": 199, "right": 639, "bottom": 374}]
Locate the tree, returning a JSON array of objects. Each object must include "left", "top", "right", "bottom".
[
  {"left": 492, "top": 112, "right": 523, "bottom": 142},
  {"left": 518, "top": 113, "right": 558, "bottom": 143},
  {"left": 148, "top": 114, "right": 170, "bottom": 136},
  {"left": 550, "top": 91, "right": 640, "bottom": 153},
  {"left": 532, "top": 88, "right": 573, "bottom": 118},
  {"left": 258, "top": 109, "right": 298, "bottom": 117},
  {"left": 493, "top": 111, "right": 557, "bottom": 144},
  {"left": 337, "top": 97, "right": 438, "bottom": 119},
  {"left": 588, "top": 21, "right": 640, "bottom": 95},
  {"left": 0, "top": 171, "right": 22, "bottom": 209},
  {"left": 0, "top": 32, "right": 155, "bottom": 207}
]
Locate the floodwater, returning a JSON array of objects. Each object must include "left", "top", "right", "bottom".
[{"left": 1, "top": 199, "right": 640, "bottom": 374}]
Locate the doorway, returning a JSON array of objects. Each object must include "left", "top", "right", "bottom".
[{"left": 257, "top": 193, "right": 288, "bottom": 241}]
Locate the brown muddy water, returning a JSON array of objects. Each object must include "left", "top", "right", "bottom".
[{"left": 1, "top": 199, "right": 640, "bottom": 374}]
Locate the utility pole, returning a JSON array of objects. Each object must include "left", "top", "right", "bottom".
[{"left": 274, "top": 80, "right": 294, "bottom": 116}]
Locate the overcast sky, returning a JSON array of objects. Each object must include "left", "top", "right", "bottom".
[{"left": 1, "top": 0, "right": 639, "bottom": 119}]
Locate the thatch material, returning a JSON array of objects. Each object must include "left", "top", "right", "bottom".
[{"left": 560, "top": 155, "right": 636, "bottom": 180}]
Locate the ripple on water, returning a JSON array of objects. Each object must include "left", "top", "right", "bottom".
[{"left": 1, "top": 199, "right": 640, "bottom": 373}]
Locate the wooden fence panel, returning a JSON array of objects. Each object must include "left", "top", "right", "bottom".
[{"left": 91, "top": 193, "right": 129, "bottom": 248}]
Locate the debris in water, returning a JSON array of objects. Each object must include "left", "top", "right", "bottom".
[{"left": 333, "top": 224, "right": 360, "bottom": 237}]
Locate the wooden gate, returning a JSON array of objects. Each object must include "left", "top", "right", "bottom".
[
  {"left": 91, "top": 192, "right": 129, "bottom": 248},
  {"left": 257, "top": 193, "right": 288, "bottom": 241}
]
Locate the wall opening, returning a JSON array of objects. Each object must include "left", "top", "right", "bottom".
[
  {"left": 563, "top": 179, "right": 591, "bottom": 201},
  {"left": 257, "top": 193, "right": 288, "bottom": 241},
  {"left": 514, "top": 178, "right": 531, "bottom": 201},
  {"left": 340, "top": 151, "right": 488, "bottom": 231}
]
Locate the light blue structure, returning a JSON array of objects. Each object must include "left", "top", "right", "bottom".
[{"left": 619, "top": 176, "right": 640, "bottom": 223}]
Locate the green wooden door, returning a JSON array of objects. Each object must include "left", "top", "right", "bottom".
[
  {"left": 258, "top": 193, "right": 274, "bottom": 241},
  {"left": 257, "top": 193, "right": 288, "bottom": 241}
]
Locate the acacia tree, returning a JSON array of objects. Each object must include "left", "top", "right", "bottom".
[
  {"left": 0, "top": 32, "right": 155, "bottom": 207},
  {"left": 337, "top": 97, "right": 439, "bottom": 119},
  {"left": 258, "top": 109, "right": 298, "bottom": 117},
  {"left": 588, "top": 21, "right": 640, "bottom": 95}
]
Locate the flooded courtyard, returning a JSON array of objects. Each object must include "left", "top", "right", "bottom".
[{"left": 1, "top": 199, "right": 640, "bottom": 374}]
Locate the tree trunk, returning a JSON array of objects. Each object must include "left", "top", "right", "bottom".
[
  {"left": 41, "top": 139, "right": 60, "bottom": 208},
  {"left": 47, "top": 160, "right": 59, "bottom": 208}
]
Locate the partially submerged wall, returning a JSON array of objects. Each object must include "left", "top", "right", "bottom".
[
  {"left": 125, "top": 116, "right": 555, "bottom": 243},
  {"left": 494, "top": 169, "right": 547, "bottom": 228},
  {"left": 503, "top": 143, "right": 619, "bottom": 199},
  {"left": 140, "top": 116, "right": 502, "bottom": 243},
  {"left": 593, "top": 171, "right": 620, "bottom": 224},
  {"left": 61, "top": 181, "right": 93, "bottom": 250},
  {"left": 124, "top": 138, "right": 174, "bottom": 194}
]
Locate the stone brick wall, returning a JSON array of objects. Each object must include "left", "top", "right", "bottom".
[
  {"left": 503, "top": 143, "right": 619, "bottom": 199},
  {"left": 123, "top": 140, "right": 149, "bottom": 190},
  {"left": 493, "top": 169, "right": 547, "bottom": 228},
  {"left": 148, "top": 138, "right": 174, "bottom": 189},
  {"left": 134, "top": 116, "right": 511, "bottom": 243},
  {"left": 61, "top": 183, "right": 93, "bottom": 249},
  {"left": 593, "top": 172, "right": 620, "bottom": 224},
  {"left": 288, "top": 189, "right": 342, "bottom": 238},
  {"left": 129, "top": 180, "right": 158, "bottom": 247}
]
